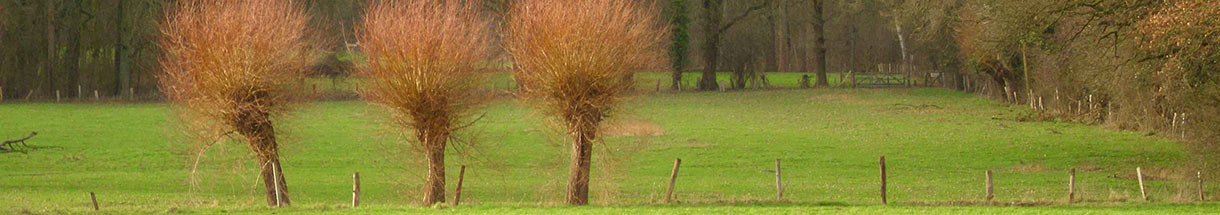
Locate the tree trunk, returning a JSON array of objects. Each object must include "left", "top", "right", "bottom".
[
  {"left": 257, "top": 154, "right": 291, "bottom": 207},
  {"left": 672, "top": 68, "right": 684, "bottom": 90},
  {"left": 669, "top": 0, "right": 689, "bottom": 91},
  {"left": 46, "top": 0, "right": 57, "bottom": 94},
  {"left": 115, "top": 0, "right": 130, "bottom": 96},
  {"left": 812, "top": 0, "right": 828, "bottom": 86},
  {"left": 238, "top": 110, "right": 291, "bottom": 207},
  {"left": 697, "top": 0, "right": 722, "bottom": 91},
  {"left": 848, "top": 14, "right": 857, "bottom": 74},
  {"left": 894, "top": 20, "right": 908, "bottom": 68},
  {"left": 64, "top": 0, "right": 84, "bottom": 94},
  {"left": 565, "top": 125, "right": 595, "bottom": 205},
  {"left": 772, "top": 0, "right": 788, "bottom": 73},
  {"left": 421, "top": 136, "right": 447, "bottom": 206}
]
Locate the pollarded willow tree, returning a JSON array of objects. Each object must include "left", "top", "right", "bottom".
[
  {"left": 160, "top": 0, "right": 313, "bottom": 207},
  {"left": 358, "top": 0, "right": 491, "bottom": 206},
  {"left": 505, "top": 0, "right": 668, "bottom": 205}
]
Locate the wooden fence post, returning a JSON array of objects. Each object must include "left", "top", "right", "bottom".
[
  {"left": 454, "top": 165, "right": 467, "bottom": 206},
  {"left": 0, "top": 86, "right": 4, "bottom": 102},
  {"left": 1038, "top": 97, "right": 1044, "bottom": 110},
  {"left": 775, "top": 159, "right": 783, "bottom": 200},
  {"left": 1176, "top": 112, "right": 1185, "bottom": 139},
  {"left": 56, "top": 90, "right": 60, "bottom": 102},
  {"left": 90, "top": 192, "right": 99, "bottom": 211},
  {"left": 93, "top": 90, "right": 99, "bottom": 101},
  {"left": 1173, "top": 113, "right": 1180, "bottom": 131},
  {"left": 985, "top": 170, "right": 994, "bottom": 202},
  {"left": 1199, "top": 171, "right": 1205, "bottom": 202},
  {"left": 352, "top": 172, "right": 361, "bottom": 208},
  {"left": 665, "top": 158, "right": 682, "bottom": 203},
  {"left": 880, "top": 156, "right": 887, "bottom": 205},
  {"left": 1068, "top": 168, "right": 1076, "bottom": 203},
  {"left": 78, "top": 85, "right": 82, "bottom": 100},
  {"left": 849, "top": 71, "right": 856, "bottom": 88},
  {"left": 1137, "top": 167, "right": 1148, "bottom": 201}
]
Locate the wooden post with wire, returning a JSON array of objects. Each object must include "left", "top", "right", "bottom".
[
  {"left": 352, "top": 172, "right": 361, "bottom": 208},
  {"left": 90, "top": 192, "right": 99, "bottom": 211},
  {"left": 775, "top": 159, "right": 783, "bottom": 200},
  {"left": 1199, "top": 171, "right": 1205, "bottom": 202},
  {"left": 1137, "top": 167, "right": 1148, "bottom": 201},
  {"left": 454, "top": 165, "right": 467, "bottom": 206},
  {"left": 880, "top": 156, "right": 887, "bottom": 205},
  {"left": 985, "top": 170, "right": 994, "bottom": 202},
  {"left": 665, "top": 158, "right": 682, "bottom": 203},
  {"left": 1068, "top": 168, "right": 1076, "bottom": 203}
]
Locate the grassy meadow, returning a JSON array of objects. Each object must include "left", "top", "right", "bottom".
[{"left": 0, "top": 72, "right": 1214, "bottom": 214}]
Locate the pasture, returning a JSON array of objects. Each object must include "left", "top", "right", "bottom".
[{"left": 0, "top": 74, "right": 1210, "bottom": 214}]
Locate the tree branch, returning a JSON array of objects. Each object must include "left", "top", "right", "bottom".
[
  {"left": 1, "top": 132, "right": 37, "bottom": 145},
  {"left": 719, "top": 1, "right": 771, "bottom": 34}
]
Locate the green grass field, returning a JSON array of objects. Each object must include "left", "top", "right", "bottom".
[{"left": 1, "top": 76, "right": 1214, "bottom": 214}]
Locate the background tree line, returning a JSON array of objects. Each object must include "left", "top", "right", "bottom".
[
  {"left": 0, "top": 0, "right": 364, "bottom": 99},
  {"left": 0, "top": 0, "right": 913, "bottom": 98}
]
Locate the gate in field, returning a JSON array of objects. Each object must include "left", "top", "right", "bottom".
[{"left": 850, "top": 63, "right": 945, "bottom": 88}]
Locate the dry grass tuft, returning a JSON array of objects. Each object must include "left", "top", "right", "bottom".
[
  {"left": 358, "top": 0, "right": 492, "bottom": 206},
  {"left": 505, "top": 0, "right": 667, "bottom": 205},
  {"left": 159, "top": 0, "right": 314, "bottom": 207}
]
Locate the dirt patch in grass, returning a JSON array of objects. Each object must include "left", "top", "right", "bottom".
[
  {"left": 1008, "top": 161, "right": 1047, "bottom": 172},
  {"left": 872, "top": 103, "right": 949, "bottom": 115},
  {"left": 604, "top": 119, "right": 665, "bottom": 137},
  {"left": 808, "top": 92, "right": 858, "bottom": 102},
  {"left": 1073, "top": 162, "right": 1104, "bottom": 172}
]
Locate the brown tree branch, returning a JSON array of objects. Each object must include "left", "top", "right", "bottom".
[
  {"left": 1, "top": 132, "right": 37, "bottom": 145},
  {"left": 719, "top": 1, "right": 771, "bottom": 34}
]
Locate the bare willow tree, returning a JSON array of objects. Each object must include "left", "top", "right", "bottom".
[
  {"left": 505, "top": 0, "right": 667, "bottom": 205},
  {"left": 358, "top": 0, "right": 491, "bottom": 206},
  {"left": 159, "top": 0, "right": 313, "bottom": 207}
]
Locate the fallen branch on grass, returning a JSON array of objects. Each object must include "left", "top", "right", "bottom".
[{"left": 1, "top": 132, "right": 56, "bottom": 154}]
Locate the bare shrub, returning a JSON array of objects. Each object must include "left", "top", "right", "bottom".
[
  {"left": 159, "top": 0, "right": 314, "bottom": 207},
  {"left": 357, "top": 0, "right": 491, "bottom": 206},
  {"left": 505, "top": 0, "right": 667, "bottom": 205},
  {"left": 1136, "top": 0, "right": 1220, "bottom": 177}
]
